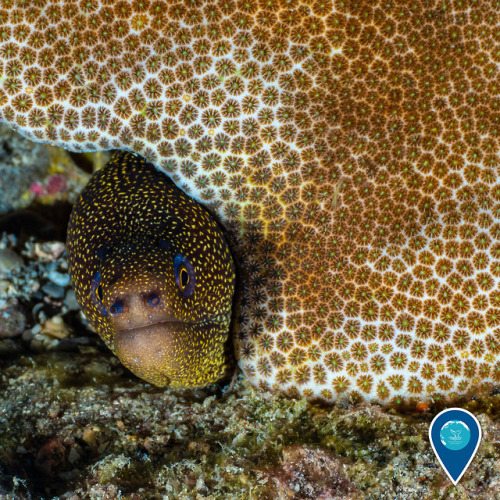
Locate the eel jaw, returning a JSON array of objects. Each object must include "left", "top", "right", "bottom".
[{"left": 113, "top": 320, "right": 227, "bottom": 388}]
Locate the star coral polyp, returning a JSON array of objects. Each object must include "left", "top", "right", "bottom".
[{"left": 0, "top": 0, "right": 500, "bottom": 405}]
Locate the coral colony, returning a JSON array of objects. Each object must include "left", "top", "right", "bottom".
[{"left": 0, "top": 1, "right": 499, "bottom": 404}]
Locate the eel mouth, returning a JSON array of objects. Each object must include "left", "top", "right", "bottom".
[
  {"left": 113, "top": 320, "right": 220, "bottom": 387},
  {"left": 115, "top": 319, "right": 196, "bottom": 334}
]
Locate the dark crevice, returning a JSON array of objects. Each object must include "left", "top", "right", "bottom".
[{"left": 0, "top": 201, "right": 73, "bottom": 245}]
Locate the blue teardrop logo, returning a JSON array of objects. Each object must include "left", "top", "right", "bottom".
[{"left": 429, "top": 408, "right": 481, "bottom": 485}]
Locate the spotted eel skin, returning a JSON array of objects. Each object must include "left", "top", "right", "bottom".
[{"left": 67, "top": 152, "right": 235, "bottom": 388}]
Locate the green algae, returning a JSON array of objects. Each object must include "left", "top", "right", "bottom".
[{"left": 2, "top": 350, "right": 500, "bottom": 498}]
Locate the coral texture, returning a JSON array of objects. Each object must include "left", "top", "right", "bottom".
[{"left": 0, "top": 0, "right": 499, "bottom": 404}]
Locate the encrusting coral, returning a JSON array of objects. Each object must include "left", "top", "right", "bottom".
[{"left": 0, "top": 0, "right": 499, "bottom": 405}]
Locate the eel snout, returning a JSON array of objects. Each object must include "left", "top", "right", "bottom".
[{"left": 114, "top": 321, "right": 224, "bottom": 388}]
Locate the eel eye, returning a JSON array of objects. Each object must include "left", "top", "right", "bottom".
[
  {"left": 110, "top": 300, "right": 124, "bottom": 315},
  {"left": 91, "top": 271, "right": 107, "bottom": 316},
  {"left": 180, "top": 269, "right": 189, "bottom": 287},
  {"left": 148, "top": 293, "right": 161, "bottom": 307},
  {"left": 174, "top": 254, "right": 195, "bottom": 297}
]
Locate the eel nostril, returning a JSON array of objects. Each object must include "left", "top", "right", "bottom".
[
  {"left": 110, "top": 300, "right": 125, "bottom": 314},
  {"left": 147, "top": 293, "right": 161, "bottom": 307}
]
